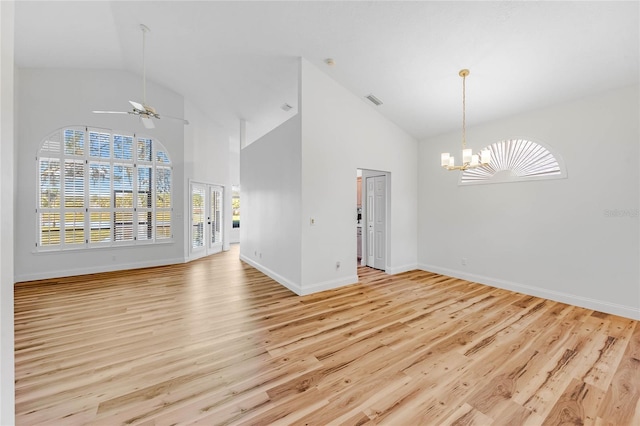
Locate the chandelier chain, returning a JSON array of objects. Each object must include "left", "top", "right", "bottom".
[
  {"left": 461, "top": 71, "right": 466, "bottom": 150},
  {"left": 440, "top": 68, "right": 490, "bottom": 171}
]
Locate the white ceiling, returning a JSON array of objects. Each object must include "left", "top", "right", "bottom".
[{"left": 13, "top": 1, "right": 639, "bottom": 144}]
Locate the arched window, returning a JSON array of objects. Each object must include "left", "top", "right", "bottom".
[
  {"left": 37, "top": 126, "right": 173, "bottom": 250},
  {"left": 460, "top": 139, "right": 567, "bottom": 185}
]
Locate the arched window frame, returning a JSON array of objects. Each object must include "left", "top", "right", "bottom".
[
  {"left": 36, "top": 126, "right": 173, "bottom": 251},
  {"left": 459, "top": 138, "right": 567, "bottom": 185}
]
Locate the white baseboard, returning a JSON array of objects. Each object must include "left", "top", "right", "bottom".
[
  {"left": 386, "top": 263, "right": 418, "bottom": 275},
  {"left": 239, "top": 254, "right": 303, "bottom": 295},
  {"left": 418, "top": 263, "right": 640, "bottom": 321},
  {"left": 15, "top": 257, "right": 186, "bottom": 283},
  {"left": 299, "top": 275, "right": 359, "bottom": 296},
  {"left": 239, "top": 255, "right": 358, "bottom": 296}
]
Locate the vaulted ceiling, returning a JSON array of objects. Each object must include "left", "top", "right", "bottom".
[{"left": 14, "top": 1, "right": 639, "bottom": 144}]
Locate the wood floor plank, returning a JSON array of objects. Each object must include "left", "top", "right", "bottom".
[
  {"left": 440, "top": 402, "right": 494, "bottom": 425},
  {"left": 13, "top": 245, "right": 639, "bottom": 425},
  {"left": 542, "top": 378, "right": 606, "bottom": 425},
  {"left": 596, "top": 322, "right": 640, "bottom": 425}
]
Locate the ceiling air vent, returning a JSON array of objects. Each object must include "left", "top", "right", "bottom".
[{"left": 365, "top": 94, "right": 383, "bottom": 106}]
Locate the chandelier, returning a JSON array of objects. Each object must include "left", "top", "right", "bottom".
[{"left": 441, "top": 69, "right": 490, "bottom": 170}]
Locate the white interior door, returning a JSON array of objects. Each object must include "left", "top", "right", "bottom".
[
  {"left": 366, "top": 175, "right": 386, "bottom": 270},
  {"left": 190, "top": 182, "right": 224, "bottom": 260},
  {"left": 366, "top": 177, "right": 375, "bottom": 267}
]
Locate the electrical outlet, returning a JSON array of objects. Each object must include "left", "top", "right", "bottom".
[{"left": 461, "top": 258, "right": 467, "bottom": 266}]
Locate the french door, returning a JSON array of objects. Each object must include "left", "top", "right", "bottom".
[{"left": 190, "top": 182, "right": 224, "bottom": 259}]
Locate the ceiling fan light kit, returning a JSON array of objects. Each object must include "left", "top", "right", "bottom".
[{"left": 92, "top": 24, "right": 189, "bottom": 129}]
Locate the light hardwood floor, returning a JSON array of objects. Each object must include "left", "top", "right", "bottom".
[{"left": 14, "top": 245, "right": 640, "bottom": 425}]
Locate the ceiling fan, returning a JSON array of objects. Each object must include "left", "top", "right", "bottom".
[{"left": 93, "top": 24, "right": 189, "bottom": 129}]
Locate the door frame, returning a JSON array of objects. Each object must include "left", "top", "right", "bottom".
[
  {"left": 188, "top": 180, "right": 225, "bottom": 261},
  {"left": 358, "top": 169, "right": 390, "bottom": 270}
]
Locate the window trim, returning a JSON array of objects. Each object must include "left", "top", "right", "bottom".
[{"left": 35, "top": 126, "right": 173, "bottom": 252}]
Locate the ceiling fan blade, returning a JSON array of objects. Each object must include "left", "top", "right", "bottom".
[
  {"left": 140, "top": 116, "right": 155, "bottom": 129},
  {"left": 92, "top": 110, "right": 130, "bottom": 114},
  {"left": 158, "top": 114, "right": 190, "bottom": 125},
  {"left": 129, "top": 100, "right": 145, "bottom": 111}
]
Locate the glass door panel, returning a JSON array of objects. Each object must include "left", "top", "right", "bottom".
[
  {"left": 210, "top": 186, "right": 223, "bottom": 248},
  {"left": 191, "top": 184, "right": 205, "bottom": 250}
]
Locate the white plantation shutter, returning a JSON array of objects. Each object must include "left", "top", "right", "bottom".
[
  {"left": 64, "top": 129, "right": 84, "bottom": 156},
  {"left": 114, "top": 134, "right": 133, "bottom": 160},
  {"left": 89, "top": 211, "right": 111, "bottom": 243},
  {"left": 156, "top": 167, "right": 172, "bottom": 240},
  {"left": 38, "top": 157, "right": 61, "bottom": 247},
  {"left": 460, "top": 139, "right": 566, "bottom": 185},
  {"left": 36, "top": 126, "right": 173, "bottom": 250},
  {"left": 39, "top": 158, "right": 61, "bottom": 208},
  {"left": 63, "top": 160, "right": 84, "bottom": 207},
  {"left": 64, "top": 212, "right": 84, "bottom": 245},
  {"left": 114, "top": 211, "right": 134, "bottom": 242},
  {"left": 137, "top": 165, "right": 153, "bottom": 241},
  {"left": 89, "top": 131, "right": 110, "bottom": 158},
  {"left": 41, "top": 130, "right": 62, "bottom": 154},
  {"left": 89, "top": 162, "right": 110, "bottom": 204},
  {"left": 137, "top": 137, "right": 152, "bottom": 162},
  {"left": 39, "top": 212, "right": 61, "bottom": 246}
]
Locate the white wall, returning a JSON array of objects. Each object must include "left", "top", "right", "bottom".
[
  {"left": 15, "top": 68, "right": 186, "bottom": 281},
  {"left": 418, "top": 85, "right": 640, "bottom": 320},
  {"left": 299, "top": 58, "right": 418, "bottom": 293},
  {"left": 240, "top": 59, "right": 419, "bottom": 295},
  {"left": 184, "top": 100, "right": 233, "bottom": 254},
  {"left": 240, "top": 114, "right": 303, "bottom": 291},
  {"left": 0, "top": 1, "right": 15, "bottom": 422}
]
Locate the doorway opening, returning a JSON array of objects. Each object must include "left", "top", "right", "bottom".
[
  {"left": 357, "top": 169, "right": 390, "bottom": 271},
  {"left": 229, "top": 185, "right": 241, "bottom": 244}
]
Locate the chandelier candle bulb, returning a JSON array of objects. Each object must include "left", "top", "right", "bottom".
[
  {"left": 463, "top": 149, "right": 472, "bottom": 164},
  {"left": 441, "top": 153, "right": 450, "bottom": 167},
  {"left": 481, "top": 149, "right": 491, "bottom": 164},
  {"left": 471, "top": 154, "right": 479, "bottom": 167}
]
